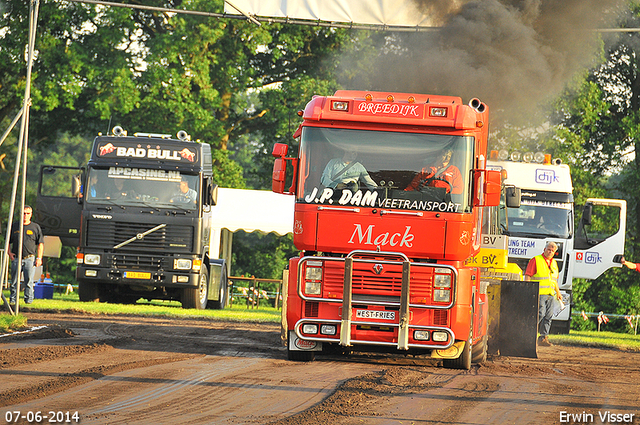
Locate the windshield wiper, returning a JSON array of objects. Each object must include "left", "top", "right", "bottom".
[
  {"left": 113, "top": 223, "right": 167, "bottom": 249},
  {"left": 138, "top": 201, "right": 161, "bottom": 212},
  {"left": 91, "top": 198, "right": 125, "bottom": 209}
]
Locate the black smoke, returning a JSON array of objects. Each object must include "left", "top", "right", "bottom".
[{"left": 339, "top": 0, "right": 625, "bottom": 124}]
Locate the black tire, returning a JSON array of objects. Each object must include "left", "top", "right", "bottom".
[
  {"left": 287, "top": 347, "right": 315, "bottom": 361},
  {"left": 182, "top": 268, "right": 209, "bottom": 310},
  {"left": 118, "top": 295, "right": 141, "bottom": 305},
  {"left": 443, "top": 331, "right": 472, "bottom": 370},
  {"left": 78, "top": 281, "right": 101, "bottom": 302},
  {"left": 207, "top": 266, "right": 228, "bottom": 310},
  {"left": 471, "top": 334, "right": 488, "bottom": 364}
]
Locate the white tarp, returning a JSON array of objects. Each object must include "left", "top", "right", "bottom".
[
  {"left": 209, "top": 188, "right": 294, "bottom": 235},
  {"left": 224, "top": 0, "right": 436, "bottom": 27}
]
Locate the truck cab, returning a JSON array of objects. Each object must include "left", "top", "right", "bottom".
[
  {"left": 273, "top": 91, "right": 501, "bottom": 368},
  {"left": 36, "top": 127, "right": 227, "bottom": 309},
  {"left": 488, "top": 151, "right": 626, "bottom": 333}
]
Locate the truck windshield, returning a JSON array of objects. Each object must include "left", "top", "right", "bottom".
[
  {"left": 85, "top": 167, "right": 199, "bottom": 210},
  {"left": 504, "top": 200, "right": 572, "bottom": 239},
  {"left": 298, "top": 127, "right": 474, "bottom": 213}
]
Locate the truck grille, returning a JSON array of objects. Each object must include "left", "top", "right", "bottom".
[
  {"left": 106, "top": 253, "right": 169, "bottom": 271},
  {"left": 323, "top": 261, "right": 433, "bottom": 302},
  {"left": 86, "top": 221, "right": 193, "bottom": 252}
]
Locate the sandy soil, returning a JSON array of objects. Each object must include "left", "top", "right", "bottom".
[{"left": 0, "top": 311, "right": 638, "bottom": 425}]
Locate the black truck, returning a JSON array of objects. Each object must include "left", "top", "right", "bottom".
[{"left": 35, "top": 127, "right": 228, "bottom": 309}]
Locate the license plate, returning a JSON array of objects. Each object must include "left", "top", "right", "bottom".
[
  {"left": 355, "top": 309, "right": 396, "bottom": 321},
  {"left": 124, "top": 271, "right": 151, "bottom": 279}
]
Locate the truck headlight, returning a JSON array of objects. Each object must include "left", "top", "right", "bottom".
[
  {"left": 302, "top": 324, "right": 318, "bottom": 334},
  {"left": 433, "top": 289, "right": 450, "bottom": 303},
  {"left": 305, "top": 265, "right": 322, "bottom": 281},
  {"left": 434, "top": 274, "right": 451, "bottom": 288},
  {"left": 432, "top": 331, "right": 448, "bottom": 342},
  {"left": 413, "top": 330, "right": 430, "bottom": 341},
  {"left": 305, "top": 281, "right": 321, "bottom": 295},
  {"left": 320, "top": 324, "right": 336, "bottom": 335},
  {"left": 174, "top": 259, "right": 192, "bottom": 270},
  {"left": 84, "top": 254, "right": 101, "bottom": 265}
]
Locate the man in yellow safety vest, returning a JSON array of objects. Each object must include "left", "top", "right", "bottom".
[{"left": 524, "top": 241, "right": 563, "bottom": 346}]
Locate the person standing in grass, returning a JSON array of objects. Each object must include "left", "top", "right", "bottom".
[
  {"left": 524, "top": 241, "right": 563, "bottom": 347},
  {"left": 9, "top": 205, "right": 44, "bottom": 306}
]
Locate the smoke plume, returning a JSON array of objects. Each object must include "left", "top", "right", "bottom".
[{"left": 339, "top": 0, "right": 625, "bottom": 124}]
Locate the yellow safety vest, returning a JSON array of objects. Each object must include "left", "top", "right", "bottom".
[{"left": 531, "top": 254, "right": 559, "bottom": 296}]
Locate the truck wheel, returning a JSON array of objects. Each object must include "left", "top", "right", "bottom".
[
  {"left": 471, "top": 334, "right": 488, "bottom": 364},
  {"left": 207, "top": 266, "right": 228, "bottom": 310},
  {"left": 78, "top": 281, "right": 101, "bottom": 302},
  {"left": 443, "top": 331, "right": 472, "bottom": 370},
  {"left": 182, "top": 268, "right": 209, "bottom": 310},
  {"left": 287, "top": 347, "right": 315, "bottom": 361}
]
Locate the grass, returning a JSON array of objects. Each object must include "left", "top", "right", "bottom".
[
  {"left": 0, "top": 314, "right": 27, "bottom": 333},
  {"left": 549, "top": 330, "right": 640, "bottom": 351},
  {"left": 2, "top": 290, "right": 281, "bottom": 323}
]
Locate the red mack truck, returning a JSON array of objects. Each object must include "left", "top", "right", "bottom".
[{"left": 272, "top": 90, "right": 502, "bottom": 369}]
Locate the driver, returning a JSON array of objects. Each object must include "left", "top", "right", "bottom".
[
  {"left": 321, "top": 149, "right": 377, "bottom": 191},
  {"left": 405, "top": 149, "right": 462, "bottom": 194},
  {"left": 170, "top": 176, "right": 198, "bottom": 204}
]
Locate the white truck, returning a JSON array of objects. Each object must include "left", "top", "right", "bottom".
[{"left": 487, "top": 152, "right": 626, "bottom": 334}]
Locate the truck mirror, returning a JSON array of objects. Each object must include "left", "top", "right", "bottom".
[
  {"left": 484, "top": 170, "right": 501, "bottom": 206},
  {"left": 72, "top": 174, "right": 82, "bottom": 198},
  {"left": 473, "top": 170, "right": 501, "bottom": 207},
  {"left": 272, "top": 157, "right": 287, "bottom": 194},
  {"left": 582, "top": 204, "right": 593, "bottom": 226},
  {"left": 272, "top": 143, "right": 288, "bottom": 158},
  {"left": 505, "top": 186, "right": 521, "bottom": 208}
]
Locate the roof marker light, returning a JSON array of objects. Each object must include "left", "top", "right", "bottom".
[
  {"left": 498, "top": 149, "right": 509, "bottom": 161},
  {"left": 387, "top": 94, "right": 394, "bottom": 102},
  {"left": 365, "top": 93, "right": 373, "bottom": 101},
  {"left": 430, "top": 107, "right": 447, "bottom": 117},
  {"left": 331, "top": 101, "right": 349, "bottom": 112},
  {"left": 408, "top": 96, "right": 415, "bottom": 104}
]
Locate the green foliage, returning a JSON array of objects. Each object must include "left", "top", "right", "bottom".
[{"left": 231, "top": 231, "right": 297, "bottom": 295}]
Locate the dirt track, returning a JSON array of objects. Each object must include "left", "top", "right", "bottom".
[{"left": 0, "top": 311, "right": 638, "bottom": 425}]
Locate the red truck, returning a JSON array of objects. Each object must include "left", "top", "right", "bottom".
[{"left": 272, "top": 91, "right": 501, "bottom": 369}]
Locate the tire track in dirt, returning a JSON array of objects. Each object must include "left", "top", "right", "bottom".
[{"left": 0, "top": 342, "right": 201, "bottom": 408}]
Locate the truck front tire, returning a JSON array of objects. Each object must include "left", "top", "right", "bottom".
[
  {"left": 78, "top": 281, "right": 101, "bottom": 302},
  {"left": 182, "top": 268, "right": 209, "bottom": 310},
  {"left": 443, "top": 330, "right": 472, "bottom": 370}
]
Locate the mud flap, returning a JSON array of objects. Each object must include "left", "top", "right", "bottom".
[{"left": 487, "top": 280, "right": 538, "bottom": 358}]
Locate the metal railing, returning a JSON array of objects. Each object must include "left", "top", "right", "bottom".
[{"left": 229, "top": 276, "right": 283, "bottom": 309}]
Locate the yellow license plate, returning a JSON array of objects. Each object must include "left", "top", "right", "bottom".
[{"left": 124, "top": 271, "right": 151, "bottom": 279}]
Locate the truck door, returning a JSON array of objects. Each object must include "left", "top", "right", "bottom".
[
  {"left": 35, "top": 165, "right": 84, "bottom": 247},
  {"left": 570, "top": 198, "right": 626, "bottom": 279}
]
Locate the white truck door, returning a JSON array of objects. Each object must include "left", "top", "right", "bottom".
[{"left": 570, "top": 198, "right": 626, "bottom": 279}]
